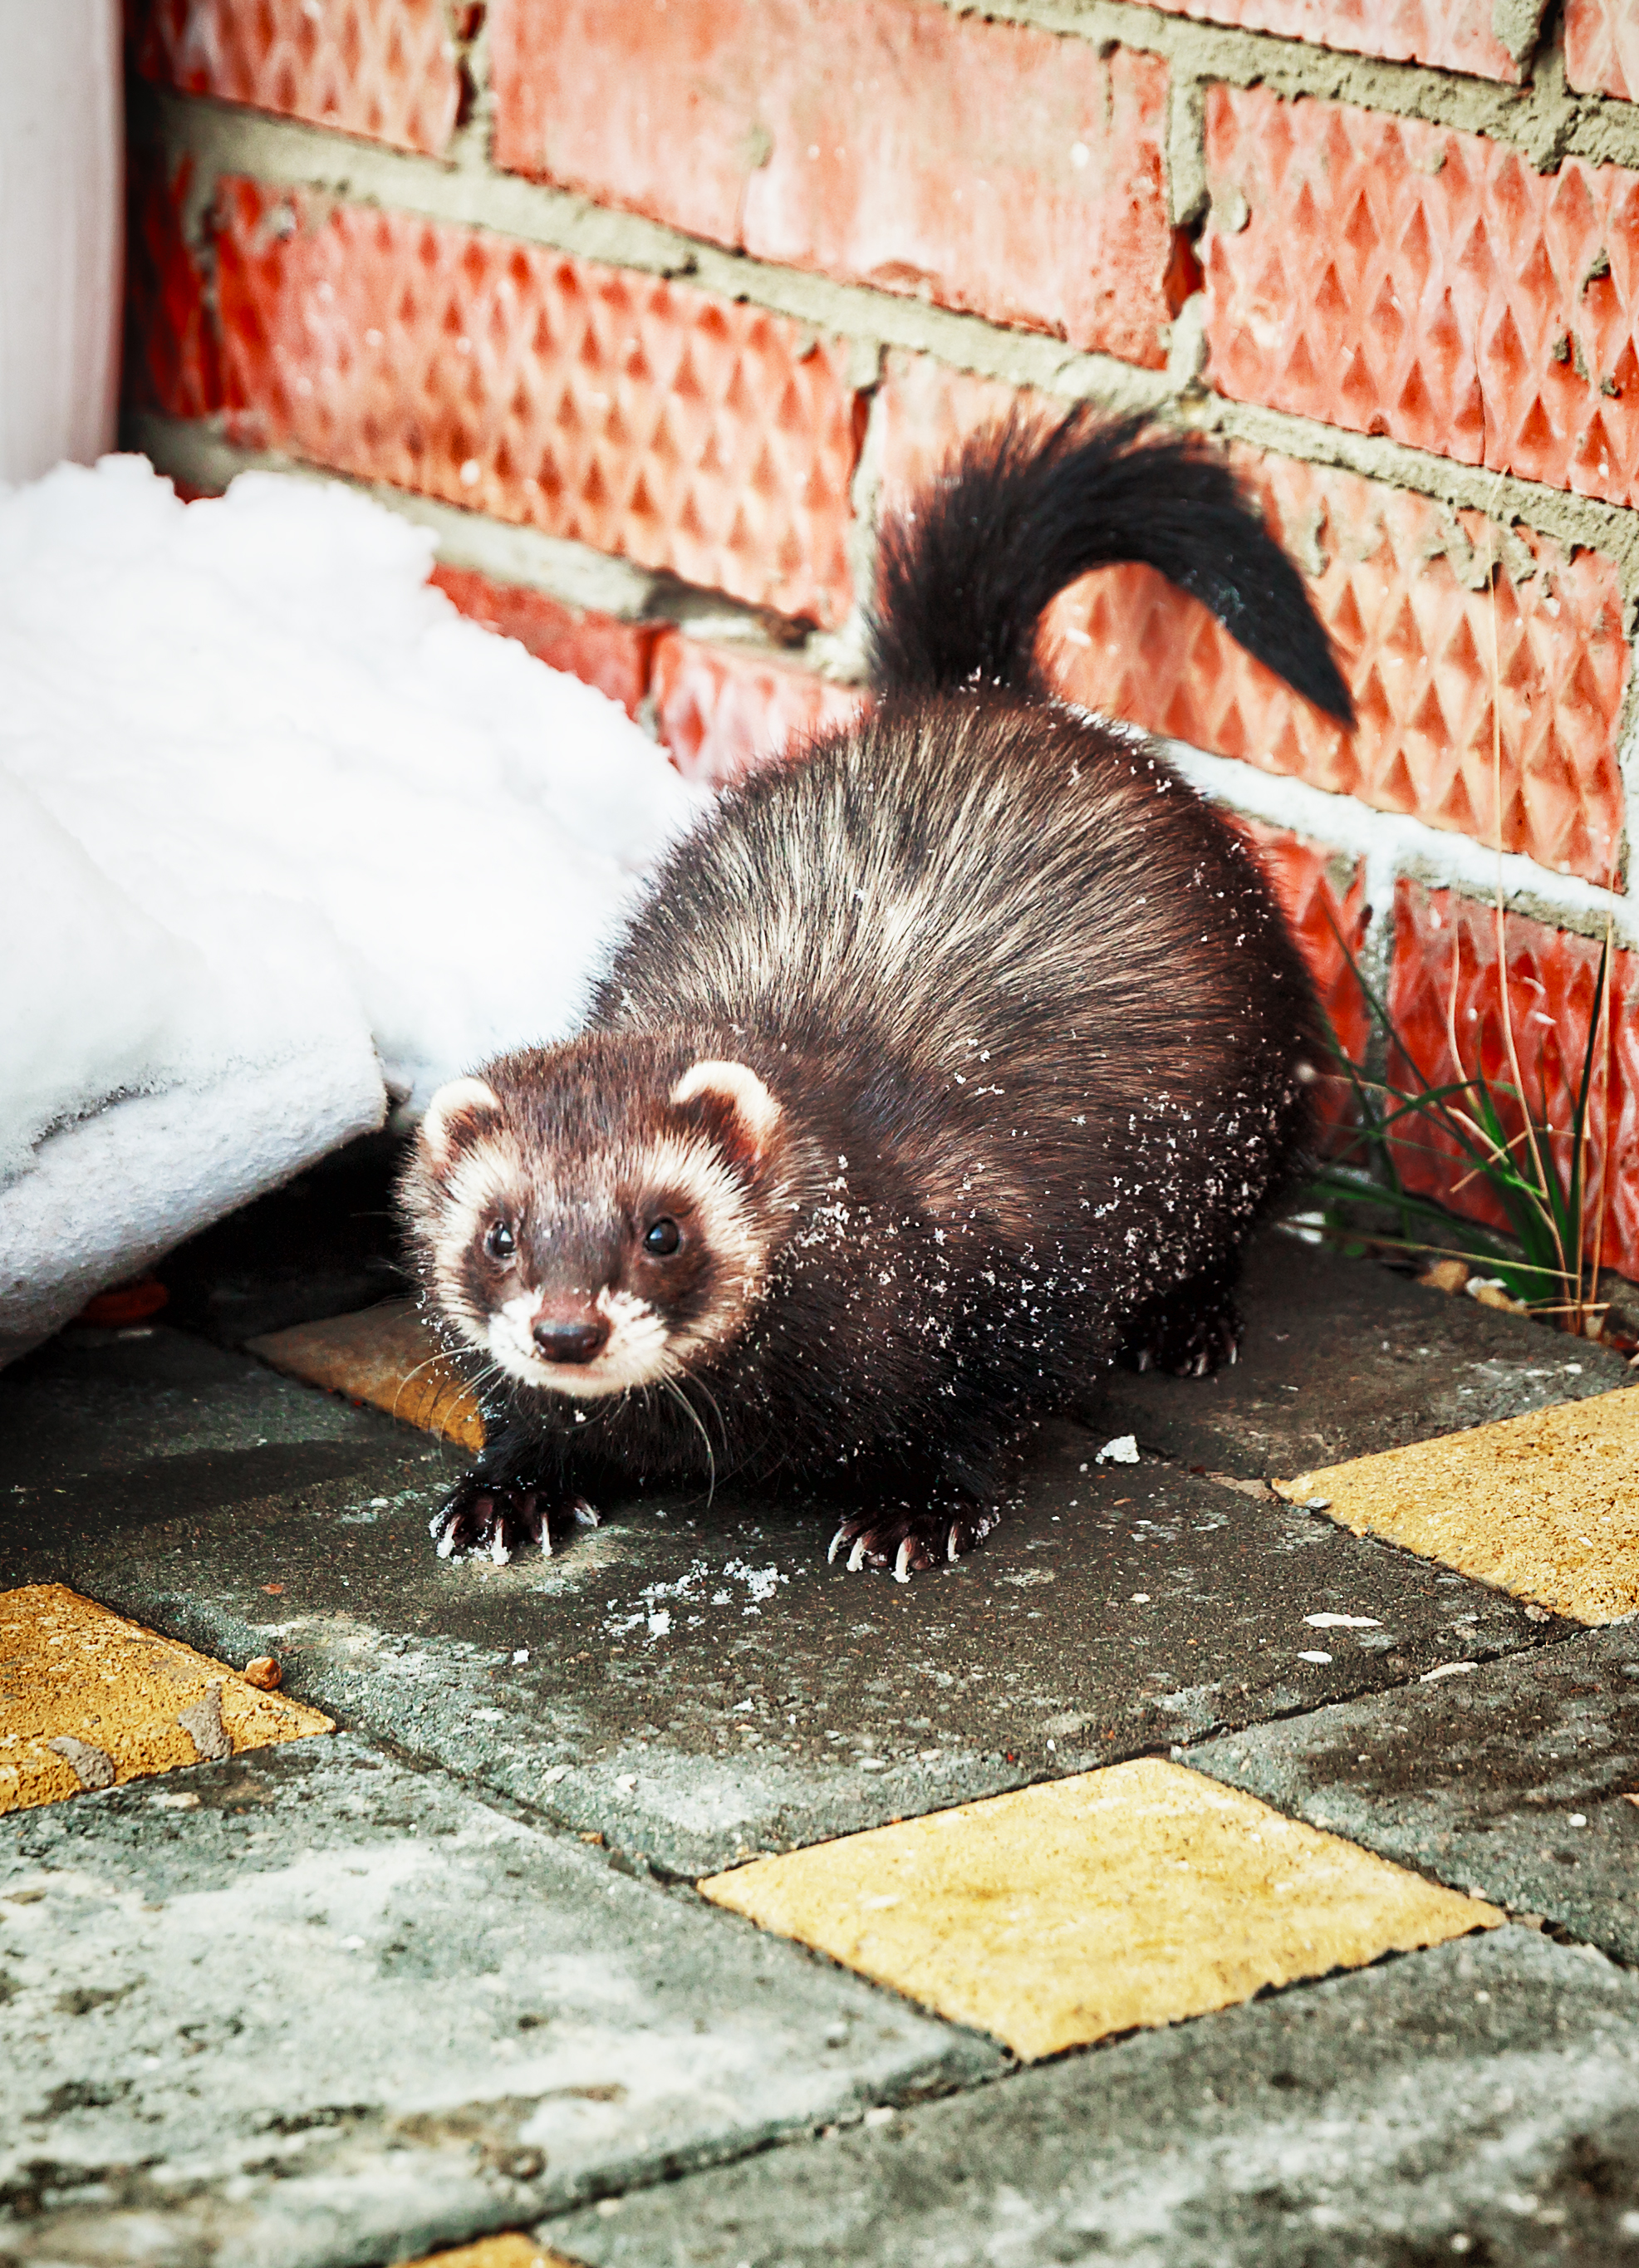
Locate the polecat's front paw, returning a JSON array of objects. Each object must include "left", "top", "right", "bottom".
[
  {"left": 827, "top": 1503, "right": 1002, "bottom": 1583},
  {"left": 429, "top": 1475, "right": 601, "bottom": 1565}
]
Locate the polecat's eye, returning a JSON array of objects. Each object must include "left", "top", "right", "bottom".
[
  {"left": 643, "top": 1216, "right": 681, "bottom": 1256},
  {"left": 483, "top": 1220, "right": 516, "bottom": 1262}
]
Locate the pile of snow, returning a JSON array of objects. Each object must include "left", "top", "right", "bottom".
[{"left": 0, "top": 456, "right": 707, "bottom": 1362}]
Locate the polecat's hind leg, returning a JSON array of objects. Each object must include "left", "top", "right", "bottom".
[
  {"left": 1120, "top": 1262, "right": 1243, "bottom": 1378},
  {"left": 430, "top": 1470, "right": 601, "bottom": 1565}
]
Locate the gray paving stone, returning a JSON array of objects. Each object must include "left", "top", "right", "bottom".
[
  {"left": 2, "top": 1274, "right": 1587, "bottom": 1875},
  {"left": 0, "top": 1736, "right": 997, "bottom": 2268},
  {"left": 1190, "top": 1621, "right": 1639, "bottom": 1964},
  {"left": 543, "top": 1927, "right": 1639, "bottom": 2268},
  {"left": 2, "top": 1340, "right": 1567, "bottom": 1880},
  {"left": 1099, "top": 1233, "right": 1631, "bottom": 1480}
]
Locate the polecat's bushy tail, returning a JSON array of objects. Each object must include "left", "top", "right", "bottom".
[{"left": 866, "top": 406, "right": 1354, "bottom": 726}]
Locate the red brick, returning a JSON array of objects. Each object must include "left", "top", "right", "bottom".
[
  {"left": 879, "top": 356, "right": 1629, "bottom": 886},
  {"left": 650, "top": 633, "right": 866, "bottom": 788},
  {"left": 1205, "top": 86, "right": 1639, "bottom": 507},
  {"left": 491, "top": 0, "right": 1177, "bottom": 366},
  {"left": 1238, "top": 822, "right": 1371, "bottom": 1075},
  {"left": 428, "top": 565, "right": 660, "bottom": 719},
  {"left": 1389, "top": 885, "right": 1637, "bottom": 1284},
  {"left": 130, "top": 0, "right": 461, "bottom": 155},
  {"left": 211, "top": 180, "right": 859, "bottom": 627},
  {"left": 1566, "top": 0, "right": 1639, "bottom": 100},
  {"left": 1131, "top": 0, "right": 1535, "bottom": 81},
  {"left": 124, "top": 146, "right": 222, "bottom": 421}
]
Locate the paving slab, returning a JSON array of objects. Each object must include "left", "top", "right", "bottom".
[
  {"left": 1190, "top": 1619, "right": 1639, "bottom": 1965},
  {"left": 1098, "top": 1233, "right": 1631, "bottom": 1480},
  {"left": 700, "top": 1759, "right": 1497, "bottom": 2060},
  {"left": 542, "top": 1927, "right": 1639, "bottom": 2267},
  {"left": 403, "top": 2241, "right": 572, "bottom": 2268},
  {"left": 250, "top": 1302, "right": 483, "bottom": 1450},
  {"left": 0, "top": 1735, "right": 997, "bottom": 2268},
  {"left": 0, "top": 1307, "right": 1583, "bottom": 1876},
  {"left": 1274, "top": 1387, "right": 1639, "bottom": 1623},
  {"left": 0, "top": 1583, "right": 331, "bottom": 1812}
]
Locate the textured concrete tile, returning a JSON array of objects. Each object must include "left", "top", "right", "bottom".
[
  {"left": 400, "top": 2239, "right": 576, "bottom": 2268},
  {"left": 1274, "top": 1387, "right": 1639, "bottom": 1624},
  {"left": 0, "top": 1289, "right": 1573, "bottom": 1876},
  {"left": 0, "top": 1583, "right": 331, "bottom": 1814},
  {"left": 249, "top": 1299, "right": 483, "bottom": 1451},
  {"left": 700, "top": 1760, "right": 1497, "bottom": 2060},
  {"left": 1099, "top": 1233, "right": 1630, "bottom": 1481},
  {"left": 1192, "top": 1620, "right": 1639, "bottom": 1964},
  {"left": 2, "top": 1322, "right": 379, "bottom": 1478},
  {"left": 0, "top": 1737, "right": 997, "bottom": 2268},
  {"left": 544, "top": 1928, "right": 1639, "bottom": 2267}
]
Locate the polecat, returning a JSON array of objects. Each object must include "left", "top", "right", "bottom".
[{"left": 401, "top": 409, "right": 1352, "bottom": 1580}]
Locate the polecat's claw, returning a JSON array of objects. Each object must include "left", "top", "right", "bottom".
[
  {"left": 429, "top": 1473, "right": 591, "bottom": 1566},
  {"left": 828, "top": 1503, "right": 1002, "bottom": 1579}
]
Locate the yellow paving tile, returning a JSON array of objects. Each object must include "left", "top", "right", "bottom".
[
  {"left": 395, "top": 2239, "right": 580, "bottom": 2268},
  {"left": 699, "top": 1758, "right": 1499, "bottom": 2063},
  {"left": 1273, "top": 1387, "right": 1639, "bottom": 1625},
  {"left": 248, "top": 1298, "right": 483, "bottom": 1451},
  {"left": 0, "top": 1583, "right": 333, "bottom": 1814}
]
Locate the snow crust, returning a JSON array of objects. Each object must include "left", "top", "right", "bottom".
[{"left": 1, "top": 456, "right": 706, "bottom": 1359}]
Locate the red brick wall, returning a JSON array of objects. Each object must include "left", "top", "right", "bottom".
[{"left": 123, "top": 0, "right": 1639, "bottom": 1282}]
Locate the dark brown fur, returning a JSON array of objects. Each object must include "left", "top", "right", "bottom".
[{"left": 401, "top": 411, "right": 1349, "bottom": 1576}]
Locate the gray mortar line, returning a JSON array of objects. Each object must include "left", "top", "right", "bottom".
[
  {"left": 138, "top": 88, "right": 1639, "bottom": 591},
  {"left": 940, "top": 0, "right": 1639, "bottom": 174},
  {"left": 1168, "top": 738, "right": 1639, "bottom": 946},
  {"left": 126, "top": 410, "right": 855, "bottom": 668},
  {"left": 136, "top": 86, "right": 1170, "bottom": 417},
  {"left": 1206, "top": 395, "right": 1639, "bottom": 598}
]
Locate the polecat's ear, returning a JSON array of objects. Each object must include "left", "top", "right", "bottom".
[
  {"left": 420, "top": 1076, "right": 503, "bottom": 1171},
  {"left": 670, "top": 1059, "right": 783, "bottom": 1165}
]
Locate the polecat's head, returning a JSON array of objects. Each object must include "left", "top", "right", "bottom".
[{"left": 402, "top": 1037, "right": 787, "bottom": 1398}]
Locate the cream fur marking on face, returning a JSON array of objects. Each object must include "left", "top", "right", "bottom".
[
  {"left": 645, "top": 1132, "right": 768, "bottom": 1291},
  {"left": 487, "top": 1286, "right": 671, "bottom": 1397},
  {"left": 671, "top": 1059, "right": 783, "bottom": 1158},
  {"left": 429, "top": 1132, "right": 529, "bottom": 1356}
]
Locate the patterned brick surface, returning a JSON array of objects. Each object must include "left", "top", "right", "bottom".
[
  {"left": 131, "top": 0, "right": 461, "bottom": 155},
  {"left": 491, "top": 0, "right": 1177, "bottom": 366},
  {"left": 125, "top": 146, "right": 222, "bottom": 420},
  {"left": 1205, "top": 87, "right": 1639, "bottom": 508},
  {"left": 211, "top": 180, "right": 859, "bottom": 626},
  {"left": 1388, "top": 886, "right": 1637, "bottom": 1282},
  {"left": 880, "top": 357, "right": 1628, "bottom": 886},
  {"left": 1566, "top": 0, "right": 1639, "bottom": 101},
  {"left": 1134, "top": 0, "right": 1536, "bottom": 81},
  {"left": 650, "top": 634, "right": 866, "bottom": 788},
  {"left": 429, "top": 565, "right": 660, "bottom": 719},
  {"left": 1239, "top": 822, "right": 1371, "bottom": 1078}
]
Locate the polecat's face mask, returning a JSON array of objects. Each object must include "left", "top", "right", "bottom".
[{"left": 410, "top": 1055, "right": 783, "bottom": 1397}]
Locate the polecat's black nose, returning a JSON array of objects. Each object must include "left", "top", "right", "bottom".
[{"left": 532, "top": 1314, "right": 610, "bottom": 1363}]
